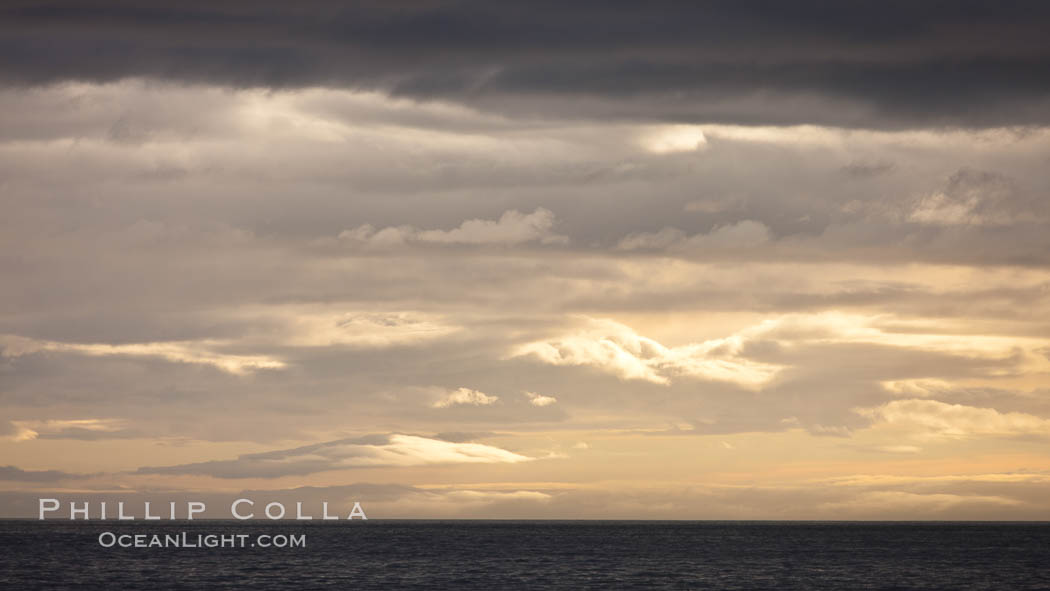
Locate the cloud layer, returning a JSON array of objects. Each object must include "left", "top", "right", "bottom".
[
  {"left": 4, "top": 2, "right": 1050, "bottom": 128},
  {"left": 3, "top": 7, "right": 1050, "bottom": 519}
]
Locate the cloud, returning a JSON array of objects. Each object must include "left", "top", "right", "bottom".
[
  {"left": 740, "top": 312, "right": 1047, "bottom": 362},
  {"left": 277, "top": 310, "right": 459, "bottom": 348},
  {"left": 0, "top": 334, "right": 284, "bottom": 375},
  {"left": 857, "top": 399, "right": 1050, "bottom": 441},
  {"left": 135, "top": 434, "right": 533, "bottom": 478},
  {"left": 525, "top": 391, "right": 557, "bottom": 407},
  {"left": 417, "top": 208, "right": 567, "bottom": 245},
  {"left": 617, "top": 220, "right": 771, "bottom": 252},
  {"left": 640, "top": 125, "right": 708, "bottom": 154},
  {"left": 4, "top": 2, "right": 1050, "bottom": 128},
  {"left": 433, "top": 388, "right": 500, "bottom": 408},
  {"left": 7, "top": 418, "right": 137, "bottom": 441},
  {"left": 334, "top": 208, "right": 566, "bottom": 249},
  {"left": 0, "top": 465, "right": 87, "bottom": 482},
  {"left": 0, "top": 421, "right": 37, "bottom": 442},
  {"left": 3, "top": 82, "right": 1049, "bottom": 271},
  {"left": 907, "top": 168, "right": 1042, "bottom": 226},
  {"left": 513, "top": 317, "right": 782, "bottom": 388}
]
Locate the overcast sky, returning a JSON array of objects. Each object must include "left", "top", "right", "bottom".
[{"left": 3, "top": 1, "right": 1050, "bottom": 519}]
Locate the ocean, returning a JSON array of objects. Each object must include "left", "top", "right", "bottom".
[{"left": 1, "top": 520, "right": 1048, "bottom": 589}]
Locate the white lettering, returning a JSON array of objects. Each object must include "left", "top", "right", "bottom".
[
  {"left": 38, "top": 498, "right": 59, "bottom": 520},
  {"left": 231, "top": 498, "right": 254, "bottom": 520}
]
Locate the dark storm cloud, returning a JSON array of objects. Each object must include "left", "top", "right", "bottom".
[{"left": 3, "top": 0, "right": 1050, "bottom": 127}]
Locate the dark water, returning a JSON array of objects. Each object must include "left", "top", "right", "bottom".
[{"left": 1, "top": 520, "right": 1049, "bottom": 590}]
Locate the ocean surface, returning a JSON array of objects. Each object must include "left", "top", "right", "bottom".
[{"left": 1, "top": 520, "right": 1048, "bottom": 589}]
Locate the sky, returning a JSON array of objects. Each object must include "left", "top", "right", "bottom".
[{"left": 2, "top": 1, "right": 1050, "bottom": 519}]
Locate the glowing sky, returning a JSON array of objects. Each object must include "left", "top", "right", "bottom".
[{"left": 2, "top": 2, "right": 1050, "bottom": 519}]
